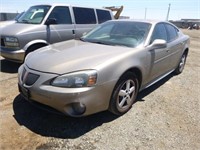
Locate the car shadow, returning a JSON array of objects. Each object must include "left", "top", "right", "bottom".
[
  {"left": 13, "top": 95, "right": 118, "bottom": 139},
  {"left": 13, "top": 73, "right": 173, "bottom": 139},
  {"left": 136, "top": 73, "right": 174, "bottom": 102},
  {"left": 0, "top": 59, "right": 21, "bottom": 73}
]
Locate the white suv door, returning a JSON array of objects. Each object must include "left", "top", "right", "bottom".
[{"left": 47, "top": 6, "right": 75, "bottom": 44}]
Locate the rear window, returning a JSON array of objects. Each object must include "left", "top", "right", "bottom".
[
  {"left": 73, "top": 7, "right": 96, "bottom": 24},
  {"left": 96, "top": 9, "right": 112, "bottom": 23}
]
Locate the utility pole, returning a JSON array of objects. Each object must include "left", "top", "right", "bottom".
[
  {"left": 166, "top": 3, "right": 171, "bottom": 21},
  {"left": 144, "top": 8, "right": 147, "bottom": 19}
]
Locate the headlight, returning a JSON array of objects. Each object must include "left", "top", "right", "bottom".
[
  {"left": 51, "top": 70, "right": 97, "bottom": 88},
  {"left": 4, "top": 37, "right": 19, "bottom": 48}
]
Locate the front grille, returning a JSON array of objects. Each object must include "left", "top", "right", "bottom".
[
  {"left": 25, "top": 73, "right": 40, "bottom": 86},
  {"left": 1, "top": 38, "right": 5, "bottom": 46}
]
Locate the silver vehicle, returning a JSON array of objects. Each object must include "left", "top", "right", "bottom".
[
  {"left": 18, "top": 20, "right": 190, "bottom": 117},
  {"left": 0, "top": 4, "right": 113, "bottom": 63}
]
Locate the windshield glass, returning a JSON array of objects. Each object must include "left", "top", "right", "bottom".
[
  {"left": 14, "top": 12, "right": 25, "bottom": 21},
  {"left": 17, "top": 5, "right": 51, "bottom": 24},
  {"left": 82, "top": 21, "right": 151, "bottom": 47}
]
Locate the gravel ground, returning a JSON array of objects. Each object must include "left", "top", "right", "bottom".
[{"left": 0, "top": 29, "right": 200, "bottom": 150}]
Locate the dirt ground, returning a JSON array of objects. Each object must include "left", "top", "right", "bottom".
[{"left": 0, "top": 29, "right": 200, "bottom": 150}]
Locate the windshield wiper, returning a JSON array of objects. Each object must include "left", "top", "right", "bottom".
[
  {"left": 80, "top": 38, "right": 116, "bottom": 46},
  {"left": 79, "top": 37, "right": 86, "bottom": 42},
  {"left": 91, "top": 41, "right": 132, "bottom": 47},
  {"left": 20, "top": 19, "right": 30, "bottom": 24},
  {"left": 90, "top": 41, "right": 116, "bottom": 46}
]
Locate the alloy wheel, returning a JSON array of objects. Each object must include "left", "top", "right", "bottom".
[
  {"left": 117, "top": 79, "right": 136, "bottom": 111},
  {"left": 179, "top": 54, "right": 186, "bottom": 72}
]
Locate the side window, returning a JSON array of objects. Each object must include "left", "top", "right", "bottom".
[
  {"left": 73, "top": 7, "right": 96, "bottom": 24},
  {"left": 96, "top": 9, "right": 111, "bottom": 23},
  {"left": 48, "top": 6, "right": 72, "bottom": 24},
  {"left": 165, "top": 24, "right": 178, "bottom": 42},
  {"left": 151, "top": 23, "right": 167, "bottom": 44}
]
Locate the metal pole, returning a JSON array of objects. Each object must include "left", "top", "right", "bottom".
[
  {"left": 166, "top": 3, "right": 171, "bottom": 21},
  {"left": 144, "top": 8, "right": 147, "bottom": 19}
]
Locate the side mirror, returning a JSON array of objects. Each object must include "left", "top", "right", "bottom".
[
  {"left": 45, "top": 18, "right": 57, "bottom": 26},
  {"left": 151, "top": 39, "right": 167, "bottom": 49}
]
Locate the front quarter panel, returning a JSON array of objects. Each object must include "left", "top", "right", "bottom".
[
  {"left": 17, "top": 25, "right": 47, "bottom": 50},
  {"left": 95, "top": 47, "right": 148, "bottom": 93}
]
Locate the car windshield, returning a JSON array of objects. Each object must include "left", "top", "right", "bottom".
[
  {"left": 14, "top": 12, "right": 25, "bottom": 21},
  {"left": 17, "top": 5, "right": 51, "bottom": 24},
  {"left": 82, "top": 21, "right": 151, "bottom": 48}
]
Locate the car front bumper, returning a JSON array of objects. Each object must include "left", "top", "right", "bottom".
[
  {"left": 18, "top": 65, "right": 116, "bottom": 117},
  {"left": 0, "top": 47, "right": 25, "bottom": 63}
]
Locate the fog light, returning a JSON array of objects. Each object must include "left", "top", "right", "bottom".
[{"left": 72, "top": 103, "right": 86, "bottom": 115}]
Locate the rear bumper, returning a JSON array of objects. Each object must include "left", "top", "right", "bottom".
[{"left": 0, "top": 47, "right": 25, "bottom": 63}]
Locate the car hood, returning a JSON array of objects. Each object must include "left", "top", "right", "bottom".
[
  {"left": 0, "top": 23, "right": 44, "bottom": 36},
  {"left": 0, "top": 20, "right": 16, "bottom": 28},
  {"left": 26, "top": 40, "right": 133, "bottom": 74}
]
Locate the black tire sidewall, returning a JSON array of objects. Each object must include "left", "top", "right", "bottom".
[
  {"left": 109, "top": 72, "right": 139, "bottom": 115},
  {"left": 174, "top": 53, "right": 187, "bottom": 75}
]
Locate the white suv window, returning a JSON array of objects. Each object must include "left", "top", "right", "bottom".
[
  {"left": 96, "top": 9, "right": 111, "bottom": 23},
  {"left": 73, "top": 7, "right": 96, "bottom": 24},
  {"left": 48, "top": 6, "right": 72, "bottom": 24},
  {"left": 17, "top": 5, "right": 50, "bottom": 24}
]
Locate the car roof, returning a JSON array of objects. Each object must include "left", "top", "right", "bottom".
[
  {"left": 109, "top": 19, "right": 171, "bottom": 25},
  {"left": 32, "top": 3, "right": 112, "bottom": 11},
  {"left": 109, "top": 19, "right": 180, "bottom": 31}
]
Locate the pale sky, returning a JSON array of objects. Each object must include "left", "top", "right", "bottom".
[{"left": 0, "top": 0, "right": 199, "bottom": 20}]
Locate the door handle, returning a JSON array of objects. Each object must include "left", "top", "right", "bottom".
[
  {"left": 72, "top": 30, "right": 75, "bottom": 35},
  {"left": 166, "top": 49, "right": 170, "bottom": 52}
]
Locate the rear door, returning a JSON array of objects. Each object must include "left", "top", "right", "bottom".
[
  {"left": 47, "top": 6, "right": 75, "bottom": 44},
  {"left": 164, "top": 23, "right": 184, "bottom": 69}
]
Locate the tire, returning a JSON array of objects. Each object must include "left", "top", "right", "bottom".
[
  {"left": 174, "top": 52, "right": 187, "bottom": 75},
  {"left": 109, "top": 72, "right": 139, "bottom": 115}
]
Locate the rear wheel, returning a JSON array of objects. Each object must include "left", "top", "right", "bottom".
[
  {"left": 109, "top": 72, "right": 139, "bottom": 115},
  {"left": 174, "top": 52, "right": 187, "bottom": 75}
]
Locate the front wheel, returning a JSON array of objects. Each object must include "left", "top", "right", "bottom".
[
  {"left": 109, "top": 72, "right": 139, "bottom": 115},
  {"left": 174, "top": 53, "right": 187, "bottom": 75}
]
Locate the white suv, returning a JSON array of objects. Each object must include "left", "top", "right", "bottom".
[{"left": 0, "top": 4, "right": 114, "bottom": 62}]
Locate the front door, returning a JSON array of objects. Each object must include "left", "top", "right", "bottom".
[
  {"left": 46, "top": 6, "right": 75, "bottom": 44},
  {"left": 147, "top": 23, "right": 172, "bottom": 82}
]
